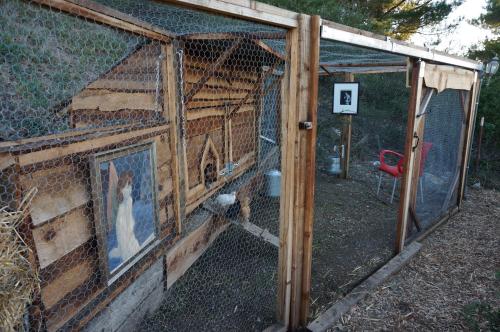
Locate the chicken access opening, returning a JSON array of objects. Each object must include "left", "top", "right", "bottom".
[{"left": 204, "top": 163, "right": 217, "bottom": 189}]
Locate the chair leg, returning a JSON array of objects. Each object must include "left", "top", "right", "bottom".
[
  {"left": 377, "top": 172, "right": 383, "bottom": 196},
  {"left": 420, "top": 177, "right": 424, "bottom": 203},
  {"left": 390, "top": 177, "right": 397, "bottom": 204}
]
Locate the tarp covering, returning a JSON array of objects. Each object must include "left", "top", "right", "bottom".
[{"left": 424, "top": 64, "right": 476, "bottom": 93}]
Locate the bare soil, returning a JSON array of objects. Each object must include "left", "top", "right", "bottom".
[
  {"left": 327, "top": 188, "right": 500, "bottom": 331},
  {"left": 309, "top": 161, "right": 399, "bottom": 320}
]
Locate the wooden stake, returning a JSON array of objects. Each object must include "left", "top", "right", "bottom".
[{"left": 340, "top": 73, "right": 354, "bottom": 179}]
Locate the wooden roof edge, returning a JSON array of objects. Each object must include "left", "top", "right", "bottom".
[
  {"left": 320, "top": 61, "right": 407, "bottom": 68},
  {"left": 33, "top": 0, "right": 174, "bottom": 42},
  {"left": 180, "top": 31, "right": 287, "bottom": 41},
  {"left": 321, "top": 19, "right": 482, "bottom": 71}
]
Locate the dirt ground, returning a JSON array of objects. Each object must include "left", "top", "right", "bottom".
[
  {"left": 327, "top": 188, "right": 500, "bottom": 331},
  {"left": 309, "top": 162, "right": 399, "bottom": 320}
]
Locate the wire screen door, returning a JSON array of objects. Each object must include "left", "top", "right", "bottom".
[
  {"left": 0, "top": 1, "right": 287, "bottom": 331},
  {"left": 309, "top": 39, "right": 409, "bottom": 321}
]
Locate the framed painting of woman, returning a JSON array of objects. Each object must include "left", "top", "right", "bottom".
[{"left": 90, "top": 141, "right": 160, "bottom": 284}]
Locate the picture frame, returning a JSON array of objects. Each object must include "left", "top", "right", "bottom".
[
  {"left": 332, "top": 82, "right": 359, "bottom": 115},
  {"left": 90, "top": 141, "right": 160, "bottom": 285}
]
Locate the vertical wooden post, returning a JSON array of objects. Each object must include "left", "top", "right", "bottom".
[
  {"left": 277, "top": 25, "right": 299, "bottom": 328},
  {"left": 475, "top": 116, "right": 484, "bottom": 172},
  {"left": 299, "top": 14, "right": 321, "bottom": 325},
  {"left": 458, "top": 72, "right": 480, "bottom": 207},
  {"left": 288, "top": 13, "right": 311, "bottom": 329},
  {"left": 164, "top": 42, "right": 186, "bottom": 235},
  {"left": 340, "top": 73, "right": 354, "bottom": 179},
  {"left": 395, "top": 60, "right": 425, "bottom": 253}
]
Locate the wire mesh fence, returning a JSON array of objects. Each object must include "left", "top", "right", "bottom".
[
  {"left": 415, "top": 89, "right": 467, "bottom": 230},
  {"left": 1, "top": 1, "right": 286, "bottom": 331},
  {"left": 310, "top": 40, "right": 408, "bottom": 320}
]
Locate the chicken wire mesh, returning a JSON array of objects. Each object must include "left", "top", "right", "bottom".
[
  {"left": 414, "top": 89, "right": 467, "bottom": 230},
  {"left": 1, "top": 1, "right": 286, "bottom": 331},
  {"left": 310, "top": 40, "right": 408, "bottom": 320}
]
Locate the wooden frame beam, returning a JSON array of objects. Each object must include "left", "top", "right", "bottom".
[
  {"left": 277, "top": 26, "right": 298, "bottom": 328},
  {"left": 158, "top": 0, "right": 299, "bottom": 28},
  {"left": 34, "top": 0, "right": 172, "bottom": 42},
  {"left": 458, "top": 73, "right": 480, "bottom": 206},
  {"left": 321, "top": 20, "right": 482, "bottom": 71},
  {"left": 395, "top": 60, "right": 425, "bottom": 253},
  {"left": 320, "top": 61, "right": 406, "bottom": 68},
  {"left": 299, "top": 14, "right": 321, "bottom": 325}
]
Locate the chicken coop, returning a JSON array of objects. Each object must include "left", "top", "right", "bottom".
[{"left": 0, "top": 1, "right": 483, "bottom": 332}]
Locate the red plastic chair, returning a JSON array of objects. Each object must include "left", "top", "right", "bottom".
[
  {"left": 377, "top": 150, "right": 404, "bottom": 203},
  {"left": 377, "top": 142, "right": 433, "bottom": 203}
]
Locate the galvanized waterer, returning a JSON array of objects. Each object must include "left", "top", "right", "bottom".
[
  {"left": 328, "top": 145, "right": 342, "bottom": 175},
  {"left": 265, "top": 169, "right": 281, "bottom": 197}
]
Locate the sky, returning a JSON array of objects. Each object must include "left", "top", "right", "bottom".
[{"left": 410, "top": 0, "right": 494, "bottom": 56}]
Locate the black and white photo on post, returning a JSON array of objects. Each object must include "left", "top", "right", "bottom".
[{"left": 333, "top": 82, "right": 359, "bottom": 115}]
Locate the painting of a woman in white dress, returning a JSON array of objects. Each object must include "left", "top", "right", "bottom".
[{"left": 93, "top": 143, "right": 158, "bottom": 278}]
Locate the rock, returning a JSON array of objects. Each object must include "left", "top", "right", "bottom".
[{"left": 472, "top": 182, "right": 481, "bottom": 189}]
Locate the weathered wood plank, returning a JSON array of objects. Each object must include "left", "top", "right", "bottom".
[
  {"left": 72, "top": 92, "right": 157, "bottom": 112},
  {"left": 41, "top": 259, "right": 94, "bottom": 309},
  {"left": 239, "top": 221, "right": 279, "bottom": 247},
  {"left": 32, "top": 206, "right": 92, "bottom": 269},
  {"left": 87, "top": 79, "right": 156, "bottom": 91},
  {"left": 18, "top": 124, "right": 169, "bottom": 167},
  {"left": 20, "top": 164, "right": 90, "bottom": 226},
  {"left": 82, "top": 258, "right": 164, "bottom": 332}
]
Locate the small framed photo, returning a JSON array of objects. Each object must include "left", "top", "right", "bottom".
[
  {"left": 90, "top": 142, "right": 160, "bottom": 285},
  {"left": 333, "top": 82, "right": 359, "bottom": 115}
]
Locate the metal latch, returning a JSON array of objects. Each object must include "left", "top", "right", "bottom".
[{"left": 299, "top": 121, "right": 313, "bottom": 130}]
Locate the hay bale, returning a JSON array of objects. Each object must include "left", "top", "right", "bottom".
[{"left": 0, "top": 188, "right": 39, "bottom": 332}]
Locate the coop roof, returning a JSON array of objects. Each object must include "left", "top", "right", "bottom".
[{"left": 319, "top": 39, "right": 408, "bottom": 76}]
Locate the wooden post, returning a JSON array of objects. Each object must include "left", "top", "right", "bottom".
[
  {"left": 299, "top": 14, "right": 320, "bottom": 325},
  {"left": 164, "top": 43, "right": 186, "bottom": 235},
  {"left": 475, "top": 116, "right": 484, "bottom": 172},
  {"left": 288, "top": 14, "right": 311, "bottom": 329},
  {"left": 277, "top": 25, "right": 299, "bottom": 328},
  {"left": 340, "top": 73, "right": 354, "bottom": 179},
  {"left": 395, "top": 59, "right": 425, "bottom": 253},
  {"left": 458, "top": 72, "right": 480, "bottom": 207}
]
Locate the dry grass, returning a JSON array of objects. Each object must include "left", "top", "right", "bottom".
[
  {"left": 0, "top": 188, "right": 39, "bottom": 332},
  {"left": 328, "top": 188, "right": 500, "bottom": 331}
]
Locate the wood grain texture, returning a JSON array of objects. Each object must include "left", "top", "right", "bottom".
[
  {"left": 72, "top": 92, "right": 157, "bottom": 112},
  {"left": 41, "top": 259, "right": 94, "bottom": 309},
  {"left": 18, "top": 124, "right": 169, "bottom": 166},
  {"left": 32, "top": 206, "right": 92, "bottom": 269},
  {"left": 20, "top": 164, "right": 90, "bottom": 226}
]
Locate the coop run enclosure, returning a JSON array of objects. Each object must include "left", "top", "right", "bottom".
[{"left": 0, "top": 1, "right": 483, "bottom": 331}]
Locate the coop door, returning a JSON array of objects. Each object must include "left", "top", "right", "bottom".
[{"left": 403, "top": 63, "right": 477, "bottom": 235}]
